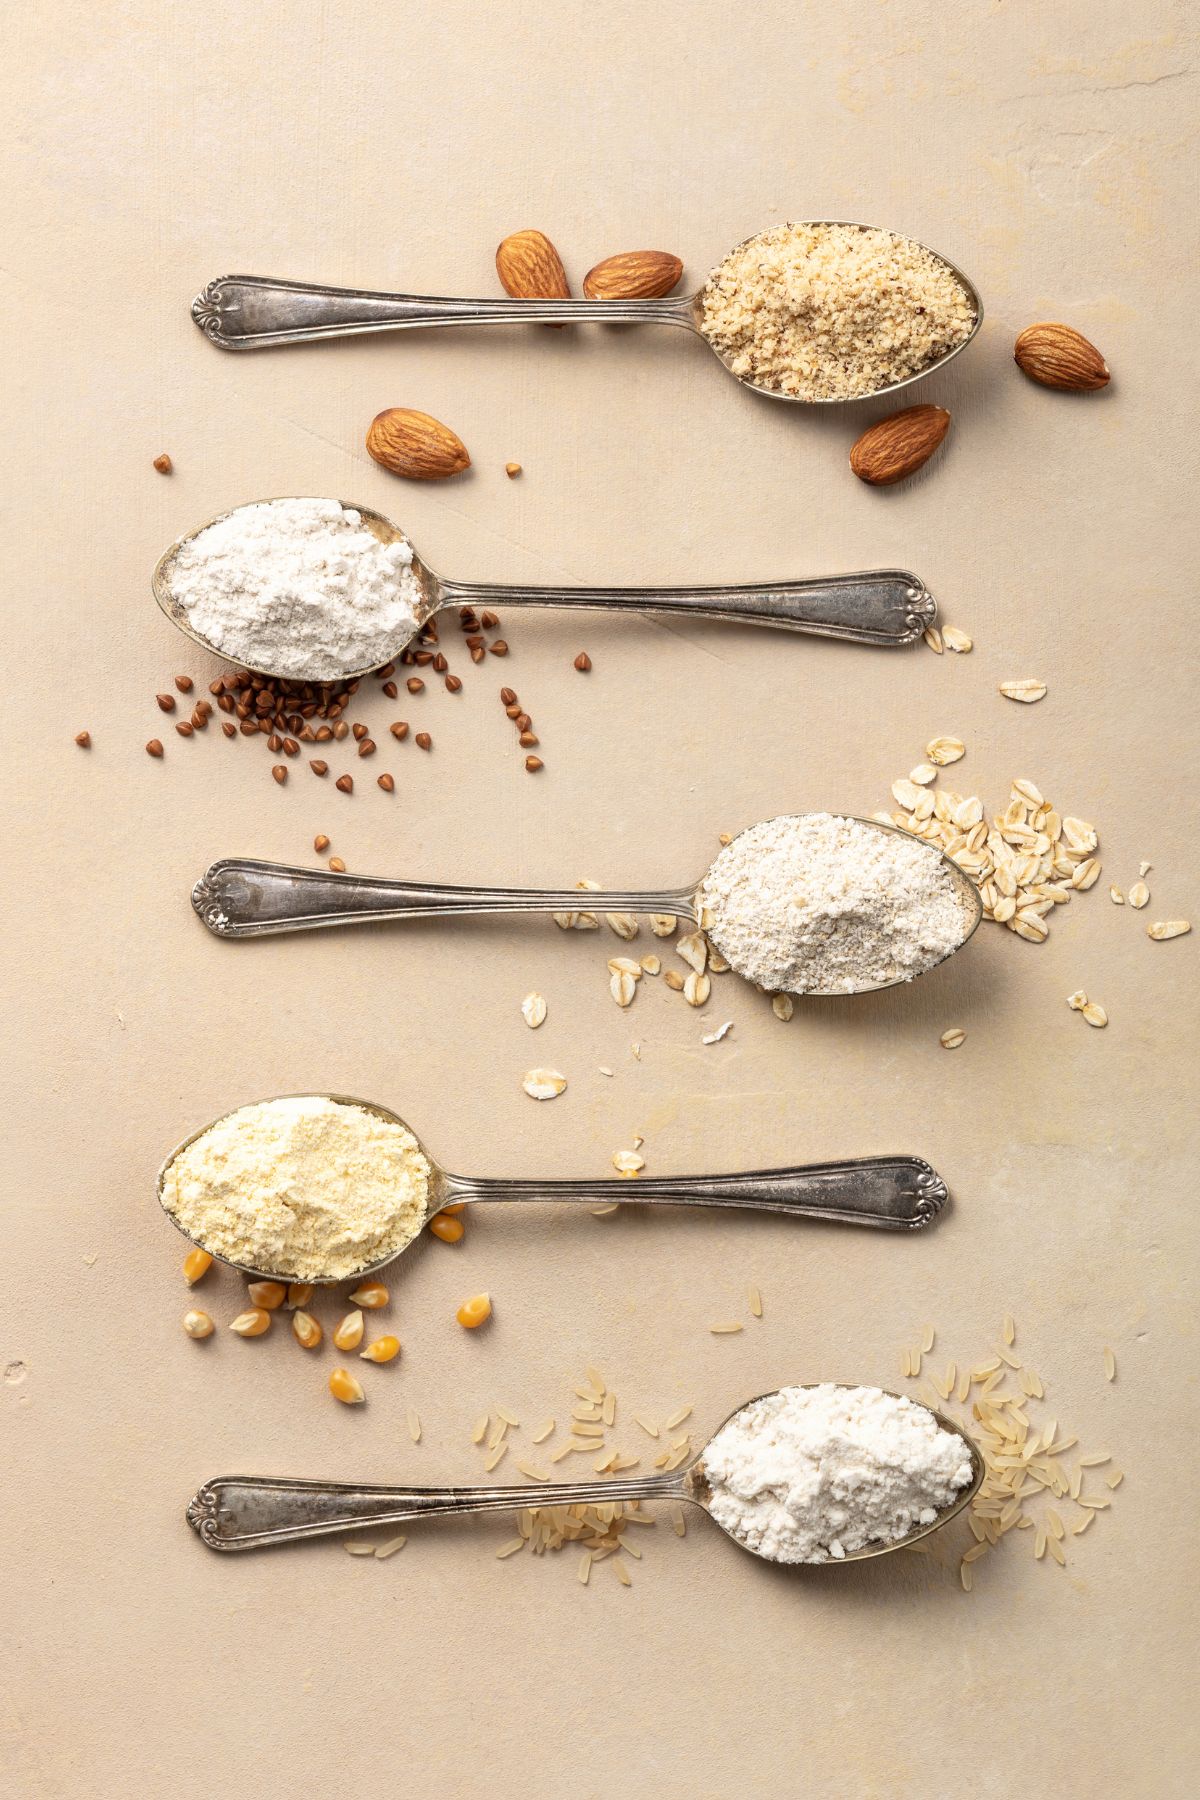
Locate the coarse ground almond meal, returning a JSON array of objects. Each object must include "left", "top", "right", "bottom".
[{"left": 699, "top": 223, "right": 976, "bottom": 400}]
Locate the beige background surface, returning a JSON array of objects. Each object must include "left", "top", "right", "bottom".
[{"left": 3, "top": 3, "right": 1198, "bottom": 1795}]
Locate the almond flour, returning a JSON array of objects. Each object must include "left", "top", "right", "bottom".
[{"left": 699, "top": 223, "right": 976, "bottom": 400}]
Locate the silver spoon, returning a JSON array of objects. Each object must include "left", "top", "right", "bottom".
[
  {"left": 191, "top": 220, "right": 982, "bottom": 405},
  {"left": 158, "top": 1092, "right": 951, "bottom": 1286},
  {"left": 153, "top": 498, "right": 937, "bottom": 682},
  {"left": 191, "top": 812, "right": 983, "bottom": 997},
  {"left": 186, "top": 1381, "right": 984, "bottom": 1557}
]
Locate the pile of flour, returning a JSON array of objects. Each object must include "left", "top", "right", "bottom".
[
  {"left": 166, "top": 498, "right": 423, "bottom": 680},
  {"left": 701, "top": 1384, "right": 974, "bottom": 1563},
  {"left": 699, "top": 812, "right": 973, "bottom": 994},
  {"left": 161, "top": 1096, "right": 432, "bottom": 1280}
]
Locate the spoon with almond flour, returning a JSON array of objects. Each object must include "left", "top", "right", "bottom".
[
  {"left": 190, "top": 220, "right": 982, "bottom": 405},
  {"left": 153, "top": 497, "right": 938, "bottom": 681},
  {"left": 192, "top": 813, "right": 983, "bottom": 997},
  {"left": 158, "top": 1094, "right": 954, "bottom": 1286},
  {"left": 185, "top": 1382, "right": 984, "bottom": 1557}
]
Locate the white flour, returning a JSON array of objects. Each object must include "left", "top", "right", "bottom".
[
  {"left": 161, "top": 1096, "right": 432, "bottom": 1280},
  {"left": 701, "top": 1384, "right": 974, "bottom": 1563},
  {"left": 699, "top": 812, "right": 972, "bottom": 994},
  {"left": 167, "top": 498, "right": 423, "bottom": 680}
]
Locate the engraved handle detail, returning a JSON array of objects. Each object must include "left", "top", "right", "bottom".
[
  {"left": 192, "top": 859, "right": 692, "bottom": 939},
  {"left": 446, "top": 1156, "right": 948, "bottom": 1231},
  {"left": 445, "top": 572, "right": 935, "bottom": 647},
  {"left": 192, "top": 275, "right": 693, "bottom": 349},
  {"left": 188, "top": 1472, "right": 682, "bottom": 1551}
]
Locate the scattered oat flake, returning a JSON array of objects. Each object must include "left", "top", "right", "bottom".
[
  {"left": 999, "top": 679, "right": 1047, "bottom": 703},
  {"left": 701, "top": 1021, "right": 733, "bottom": 1044},
  {"left": 943, "top": 626, "right": 973, "bottom": 653},
  {"left": 1081, "top": 1002, "right": 1108, "bottom": 1028},
  {"left": 612, "top": 1149, "right": 645, "bottom": 1175},
  {"left": 683, "top": 971, "right": 710, "bottom": 1007},
  {"left": 1148, "top": 919, "right": 1191, "bottom": 940},
  {"left": 1067, "top": 989, "right": 1088, "bottom": 1011},
  {"left": 771, "top": 993, "right": 794, "bottom": 1020},
  {"left": 909, "top": 763, "right": 938, "bottom": 786},
  {"left": 925, "top": 736, "right": 965, "bottom": 765},
  {"left": 610, "top": 970, "right": 636, "bottom": 1008},
  {"left": 1139, "top": 860, "right": 1151, "bottom": 877},
  {"left": 522, "top": 1068, "right": 567, "bottom": 1099},
  {"left": 1128, "top": 881, "right": 1150, "bottom": 909},
  {"left": 940, "top": 1027, "right": 966, "bottom": 1049},
  {"left": 521, "top": 991, "right": 547, "bottom": 1028},
  {"left": 923, "top": 626, "right": 944, "bottom": 654},
  {"left": 1109, "top": 885, "right": 1124, "bottom": 905}
]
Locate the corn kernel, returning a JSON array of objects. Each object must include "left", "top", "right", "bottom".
[
  {"left": 348, "top": 1280, "right": 389, "bottom": 1309},
  {"left": 228, "top": 1308, "right": 271, "bottom": 1337},
  {"left": 360, "top": 1334, "right": 401, "bottom": 1364},
  {"left": 286, "top": 1282, "right": 315, "bottom": 1309},
  {"left": 247, "top": 1280, "right": 287, "bottom": 1310},
  {"left": 183, "top": 1248, "right": 213, "bottom": 1285},
  {"left": 440, "top": 1202, "right": 466, "bottom": 1216},
  {"left": 456, "top": 1292, "right": 492, "bottom": 1329},
  {"left": 329, "top": 1367, "right": 365, "bottom": 1404},
  {"left": 428, "top": 1212, "right": 465, "bottom": 1244},
  {"left": 182, "top": 1309, "right": 214, "bottom": 1339},
  {"left": 291, "top": 1310, "right": 322, "bottom": 1349},
  {"left": 332, "top": 1309, "right": 364, "bottom": 1350}
]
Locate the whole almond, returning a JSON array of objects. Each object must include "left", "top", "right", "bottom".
[
  {"left": 1013, "top": 323, "right": 1109, "bottom": 391},
  {"left": 583, "top": 251, "right": 683, "bottom": 300},
  {"left": 366, "top": 408, "right": 470, "bottom": 480},
  {"left": 849, "top": 405, "right": 951, "bottom": 486},
  {"left": 496, "top": 230, "right": 570, "bottom": 327}
]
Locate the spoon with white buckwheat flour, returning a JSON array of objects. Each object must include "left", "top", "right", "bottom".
[
  {"left": 187, "top": 1382, "right": 984, "bottom": 1557},
  {"left": 193, "top": 813, "right": 983, "bottom": 997},
  {"left": 191, "top": 220, "right": 982, "bottom": 405},
  {"left": 152, "top": 496, "right": 936, "bottom": 682},
  {"left": 158, "top": 1094, "right": 952, "bottom": 1286}
]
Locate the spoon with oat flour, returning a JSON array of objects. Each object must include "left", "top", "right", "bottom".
[
  {"left": 158, "top": 1094, "right": 953, "bottom": 1288},
  {"left": 192, "top": 813, "right": 983, "bottom": 997},
  {"left": 186, "top": 1382, "right": 984, "bottom": 1557},
  {"left": 153, "top": 496, "right": 937, "bottom": 682},
  {"left": 190, "top": 220, "right": 981, "bottom": 405}
]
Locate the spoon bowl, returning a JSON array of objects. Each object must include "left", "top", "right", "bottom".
[
  {"left": 153, "top": 495, "right": 940, "bottom": 683},
  {"left": 158, "top": 1091, "right": 954, "bottom": 1285},
  {"left": 192, "top": 811, "right": 984, "bottom": 997},
  {"left": 186, "top": 1381, "right": 985, "bottom": 1561},
  {"left": 192, "top": 220, "right": 983, "bottom": 407}
]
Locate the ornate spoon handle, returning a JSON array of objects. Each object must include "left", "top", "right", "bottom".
[
  {"left": 188, "top": 1470, "right": 685, "bottom": 1551},
  {"left": 192, "top": 859, "right": 693, "bottom": 939},
  {"left": 441, "top": 571, "right": 934, "bottom": 646},
  {"left": 443, "top": 1156, "right": 948, "bottom": 1231},
  {"left": 192, "top": 274, "right": 693, "bottom": 348}
]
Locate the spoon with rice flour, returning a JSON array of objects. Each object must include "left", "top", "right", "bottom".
[
  {"left": 192, "top": 813, "right": 983, "bottom": 997},
  {"left": 186, "top": 1382, "right": 984, "bottom": 1557},
  {"left": 191, "top": 220, "right": 981, "bottom": 405},
  {"left": 153, "top": 497, "right": 937, "bottom": 683},
  {"left": 158, "top": 1093, "right": 952, "bottom": 1287}
]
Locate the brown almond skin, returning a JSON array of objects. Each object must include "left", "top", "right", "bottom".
[
  {"left": 583, "top": 251, "right": 683, "bottom": 300},
  {"left": 366, "top": 408, "right": 470, "bottom": 480},
  {"left": 1014, "top": 322, "right": 1110, "bottom": 391},
  {"left": 849, "top": 405, "right": 952, "bottom": 486},
  {"left": 496, "top": 230, "right": 569, "bottom": 328}
]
